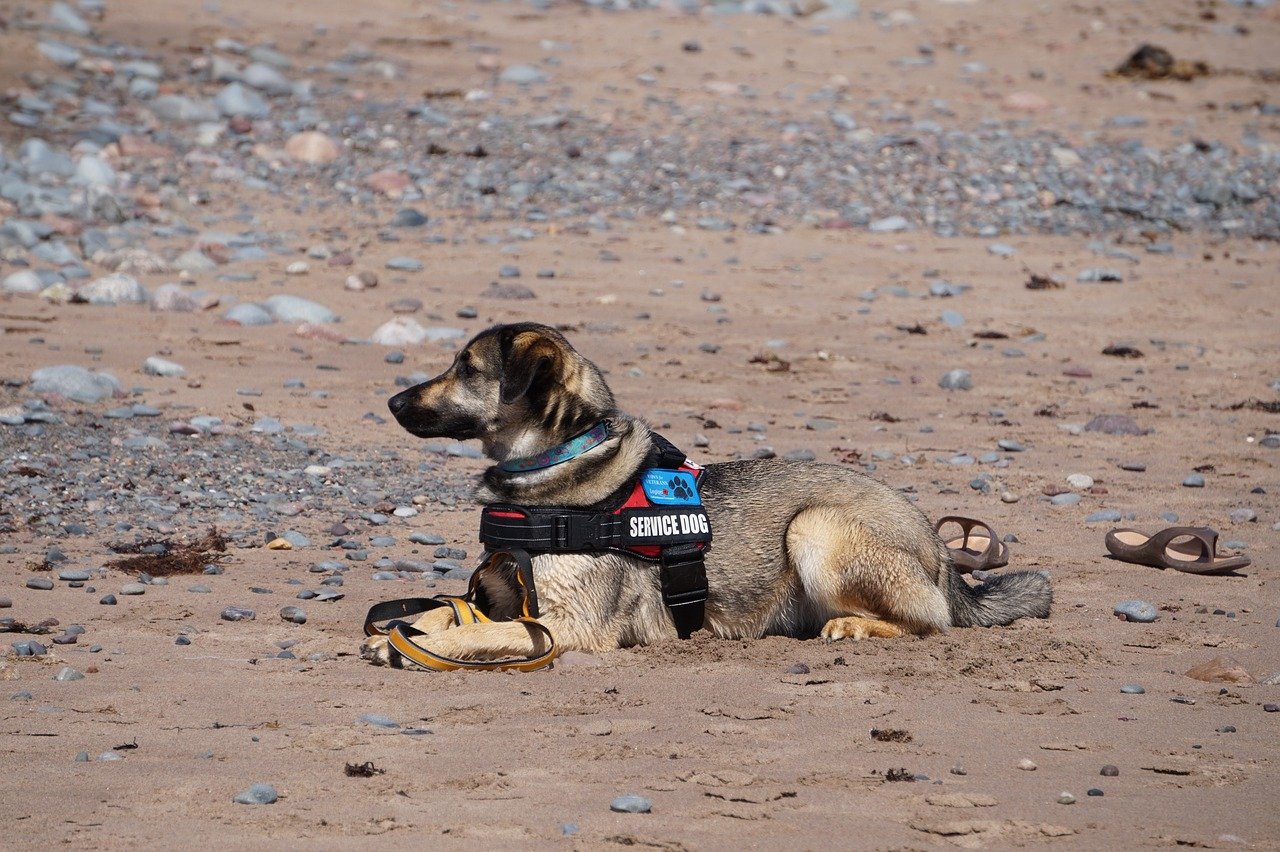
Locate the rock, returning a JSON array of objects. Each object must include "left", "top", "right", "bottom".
[
  {"left": 77, "top": 274, "right": 148, "bottom": 305},
  {"left": 3, "top": 270, "right": 44, "bottom": 295},
  {"left": 938, "top": 369, "right": 972, "bottom": 390},
  {"left": 1084, "top": 414, "right": 1146, "bottom": 436},
  {"left": 74, "top": 155, "right": 116, "bottom": 188},
  {"left": 241, "top": 62, "right": 293, "bottom": 95},
  {"left": 285, "top": 261, "right": 309, "bottom": 276},
  {"left": 262, "top": 294, "right": 338, "bottom": 324},
  {"left": 939, "top": 309, "right": 964, "bottom": 327},
  {"left": 1185, "top": 655, "right": 1255, "bottom": 684},
  {"left": 222, "top": 303, "right": 274, "bottom": 326},
  {"left": 47, "top": 2, "right": 92, "bottom": 37},
  {"left": 1066, "top": 473, "right": 1094, "bottom": 490},
  {"left": 233, "top": 783, "right": 278, "bottom": 805},
  {"left": 1077, "top": 267, "right": 1124, "bottom": 283},
  {"left": 54, "top": 666, "right": 85, "bottom": 681},
  {"left": 391, "top": 209, "right": 429, "bottom": 227},
  {"left": 214, "top": 83, "right": 270, "bottom": 118},
  {"left": 30, "top": 365, "right": 121, "bottom": 403},
  {"left": 1229, "top": 508, "right": 1257, "bottom": 524},
  {"left": 1086, "top": 510, "right": 1122, "bottom": 523},
  {"left": 365, "top": 169, "right": 411, "bottom": 196},
  {"left": 1183, "top": 474, "right": 1206, "bottom": 488},
  {"left": 173, "top": 250, "right": 219, "bottom": 274},
  {"left": 500, "top": 64, "right": 548, "bottom": 85},
  {"left": 143, "top": 357, "right": 186, "bottom": 378},
  {"left": 359, "top": 713, "right": 400, "bottom": 728},
  {"left": 370, "top": 317, "right": 428, "bottom": 346},
  {"left": 384, "top": 257, "right": 423, "bottom": 271},
  {"left": 221, "top": 606, "right": 256, "bottom": 622},
  {"left": 1113, "top": 600, "right": 1157, "bottom": 623},
  {"left": 151, "top": 95, "right": 220, "bottom": 123},
  {"left": 869, "top": 215, "right": 910, "bottom": 233},
  {"left": 1120, "top": 683, "right": 1145, "bottom": 694},
  {"left": 26, "top": 577, "right": 54, "bottom": 590},
  {"left": 279, "top": 606, "right": 307, "bottom": 624},
  {"left": 152, "top": 283, "right": 218, "bottom": 313},
  {"left": 1050, "top": 493, "right": 1081, "bottom": 506},
  {"left": 120, "top": 583, "right": 146, "bottom": 595},
  {"left": 37, "top": 40, "right": 82, "bottom": 67},
  {"left": 610, "top": 794, "right": 652, "bottom": 813},
  {"left": 1057, "top": 792, "right": 1076, "bottom": 805},
  {"left": 285, "top": 131, "right": 340, "bottom": 164},
  {"left": 1018, "top": 759, "right": 1037, "bottom": 771}
]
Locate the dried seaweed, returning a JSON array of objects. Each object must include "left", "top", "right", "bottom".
[
  {"left": 111, "top": 527, "right": 230, "bottom": 576},
  {"left": 345, "top": 761, "right": 385, "bottom": 778},
  {"left": 870, "top": 728, "right": 914, "bottom": 743}
]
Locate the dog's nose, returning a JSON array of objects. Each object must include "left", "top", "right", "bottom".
[{"left": 387, "top": 391, "right": 409, "bottom": 416}]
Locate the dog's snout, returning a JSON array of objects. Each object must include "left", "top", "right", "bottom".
[{"left": 388, "top": 390, "right": 411, "bottom": 416}]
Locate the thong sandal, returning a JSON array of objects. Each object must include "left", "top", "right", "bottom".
[
  {"left": 935, "top": 516, "right": 1009, "bottom": 573},
  {"left": 1104, "top": 527, "right": 1250, "bottom": 575}
]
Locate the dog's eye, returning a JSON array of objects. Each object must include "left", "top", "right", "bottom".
[{"left": 456, "top": 358, "right": 474, "bottom": 378}]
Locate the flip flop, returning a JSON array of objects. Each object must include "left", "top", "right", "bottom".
[
  {"left": 1104, "top": 527, "right": 1250, "bottom": 575},
  {"left": 935, "top": 516, "right": 1009, "bottom": 573}
]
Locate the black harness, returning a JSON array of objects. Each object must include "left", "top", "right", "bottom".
[{"left": 477, "top": 435, "right": 713, "bottom": 639}]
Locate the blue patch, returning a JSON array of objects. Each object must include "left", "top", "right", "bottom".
[{"left": 641, "top": 469, "right": 701, "bottom": 506}]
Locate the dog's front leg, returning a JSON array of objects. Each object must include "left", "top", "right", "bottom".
[
  {"left": 409, "top": 620, "right": 553, "bottom": 663},
  {"left": 361, "top": 606, "right": 460, "bottom": 667}
]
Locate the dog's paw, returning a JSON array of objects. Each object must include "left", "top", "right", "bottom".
[
  {"left": 360, "top": 635, "right": 395, "bottom": 667},
  {"left": 821, "top": 616, "right": 905, "bottom": 642}
]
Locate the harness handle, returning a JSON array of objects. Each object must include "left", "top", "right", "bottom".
[{"left": 363, "top": 549, "right": 558, "bottom": 672}]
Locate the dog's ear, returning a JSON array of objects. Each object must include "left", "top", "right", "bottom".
[{"left": 499, "top": 329, "right": 560, "bottom": 404}]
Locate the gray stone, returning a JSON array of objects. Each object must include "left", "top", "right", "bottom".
[
  {"left": 241, "top": 63, "right": 294, "bottom": 96},
  {"left": 1113, "top": 600, "right": 1157, "bottom": 623},
  {"left": 1050, "top": 493, "right": 1081, "bottom": 506},
  {"left": 1229, "top": 508, "right": 1257, "bottom": 524},
  {"left": 1084, "top": 414, "right": 1146, "bottom": 436},
  {"left": 359, "top": 713, "right": 400, "bottom": 728},
  {"left": 58, "top": 569, "right": 92, "bottom": 581},
  {"left": 222, "top": 303, "right": 274, "bottom": 326},
  {"left": 3, "top": 270, "right": 45, "bottom": 295},
  {"left": 77, "top": 274, "right": 147, "bottom": 305},
  {"left": 74, "top": 156, "right": 116, "bottom": 188},
  {"left": 47, "top": 2, "right": 92, "bottom": 37},
  {"left": 262, "top": 294, "right": 338, "bottom": 324},
  {"left": 26, "top": 577, "right": 54, "bottom": 591},
  {"left": 939, "top": 309, "right": 965, "bottom": 327},
  {"left": 938, "top": 369, "right": 972, "bottom": 390},
  {"left": 385, "top": 256, "right": 424, "bottom": 271},
  {"left": 610, "top": 794, "right": 652, "bottom": 814},
  {"left": 391, "top": 209, "right": 428, "bottom": 227},
  {"left": 37, "top": 40, "right": 82, "bottom": 67},
  {"left": 143, "top": 356, "right": 186, "bottom": 378},
  {"left": 1077, "top": 267, "right": 1123, "bottom": 283},
  {"left": 1085, "top": 510, "right": 1122, "bottom": 523},
  {"left": 233, "top": 783, "right": 278, "bottom": 805},
  {"left": 54, "top": 666, "right": 85, "bottom": 681},
  {"left": 214, "top": 83, "right": 270, "bottom": 119},
  {"left": 1183, "top": 474, "right": 1206, "bottom": 488},
  {"left": 279, "top": 606, "right": 307, "bottom": 624},
  {"left": 120, "top": 583, "right": 146, "bottom": 595},
  {"left": 151, "top": 95, "right": 220, "bottom": 123},
  {"left": 869, "top": 215, "right": 910, "bottom": 233},
  {"left": 997, "top": 439, "right": 1025, "bottom": 452},
  {"left": 1120, "top": 683, "right": 1146, "bottom": 694},
  {"left": 221, "top": 606, "right": 256, "bottom": 621},
  {"left": 500, "top": 64, "right": 548, "bottom": 85},
  {"left": 30, "top": 365, "right": 121, "bottom": 403}
]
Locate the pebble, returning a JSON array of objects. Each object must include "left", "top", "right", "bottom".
[
  {"left": 1087, "top": 788, "right": 1104, "bottom": 797},
  {"left": 1228, "top": 508, "right": 1256, "bottom": 524},
  {"left": 1066, "top": 473, "right": 1094, "bottom": 490},
  {"left": 100, "top": 595, "right": 117, "bottom": 605},
  {"left": 26, "top": 577, "right": 54, "bottom": 591},
  {"left": 1086, "top": 510, "right": 1123, "bottom": 523},
  {"left": 1017, "top": 759, "right": 1037, "bottom": 771},
  {"left": 30, "top": 365, "right": 121, "bottom": 403},
  {"left": 1114, "top": 600, "right": 1157, "bottom": 623},
  {"left": 1050, "top": 493, "right": 1081, "bottom": 506},
  {"left": 262, "top": 294, "right": 338, "bottom": 324},
  {"left": 938, "top": 369, "right": 972, "bottom": 390},
  {"left": 610, "top": 794, "right": 652, "bottom": 814},
  {"left": 1120, "top": 683, "right": 1146, "bottom": 694},
  {"left": 120, "top": 583, "right": 146, "bottom": 596},
  {"left": 1183, "top": 474, "right": 1206, "bottom": 488},
  {"left": 997, "top": 439, "right": 1025, "bottom": 452},
  {"left": 1100, "top": 765, "right": 1120, "bottom": 777},
  {"left": 360, "top": 713, "right": 400, "bottom": 728},
  {"left": 500, "top": 64, "right": 548, "bottom": 85},
  {"left": 285, "top": 131, "right": 340, "bottom": 163},
  {"left": 221, "top": 606, "right": 256, "bottom": 622},
  {"left": 385, "top": 257, "right": 424, "bottom": 271},
  {"left": 54, "top": 667, "right": 85, "bottom": 681},
  {"left": 143, "top": 356, "right": 186, "bottom": 378},
  {"left": 279, "top": 606, "right": 307, "bottom": 625},
  {"left": 1057, "top": 793, "right": 1076, "bottom": 805},
  {"left": 233, "top": 783, "right": 279, "bottom": 805}
]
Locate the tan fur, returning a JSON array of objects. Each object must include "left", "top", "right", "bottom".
[{"left": 371, "top": 323, "right": 1051, "bottom": 666}]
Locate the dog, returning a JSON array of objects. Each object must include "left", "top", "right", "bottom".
[{"left": 365, "top": 322, "right": 1051, "bottom": 665}]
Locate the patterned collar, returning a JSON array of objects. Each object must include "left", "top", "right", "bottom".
[{"left": 499, "top": 422, "right": 611, "bottom": 473}]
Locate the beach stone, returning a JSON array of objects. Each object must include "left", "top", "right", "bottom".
[
  {"left": 26, "top": 577, "right": 54, "bottom": 590},
  {"left": 151, "top": 95, "right": 219, "bottom": 123},
  {"left": 1086, "top": 510, "right": 1122, "bottom": 523},
  {"left": 1120, "top": 683, "right": 1146, "bottom": 694},
  {"left": 997, "top": 439, "right": 1025, "bottom": 452},
  {"left": 938, "top": 369, "right": 972, "bottom": 390},
  {"left": 1100, "top": 765, "right": 1119, "bottom": 777},
  {"left": 100, "top": 594, "right": 117, "bottom": 605},
  {"left": 391, "top": 209, "right": 428, "bottom": 227},
  {"left": 939, "top": 309, "right": 965, "bottom": 327},
  {"left": 221, "top": 606, "right": 256, "bottom": 622},
  {"left": 233, "top": 783, "right": 278, "bottom": 805},
  {"left": 359, "top": 713, "right": 400, "bottom": 728},
  {"left": 120, "top": 583, "right": 146, "bottom": 595},
  {"left": 279, "top": 606, "right": 307, "bottom": 624},
  {"left": 285, "top": 131, "right": 340, "bottom": 163},
  {"left": 54, "top": 666, "right": 84, "bottom": 681},
  {"left": 78, "top": 274, "right": 147, "bottom": 305},
  {"left": 1183, "top": 473, "right": 1206, "bottom": 488},
  {"left": 1018, "top": 759, "right": 1037, "bottom": 771},
  {"left": 221, "top": 300, "right": 273, "bottom": 323},
  {"left": 143, "top": 357, "right": 186, "bottom": 378},
  {"left": 385, "top": 256, "right": 423, "bottom": 271},
  {"left": 1057, "top": 792, "right": 1076, "bottom": 805},
  {"left": 215, "top": 83, "right": 270, "bottom": 118},
  {"left": 1114, "top": 600, "right": 1157, "bottom": 623},
  {"left": 1119, "top": 462, "right": 1147, "bottom": 472},
  {"left": 3, "top": 270, "right": 44, "bottom": 295},
  {"left": 610, "top": 794, "right": 652, "bottom": 813},
  {"left": 869, "top": 215, "right": 910, "bottom": 233},
  {"left": 1228, "top": 508, "right": 1256, "bottom": 524},
  {"left": 1066, "top": 473, "right": 1094, "bottom": 490},
  {"left": 370, "top": 317, "right": 428, "bottom": 346},
  {"left": 1084, "top": 415, "right": 1145, "bottom": 436},
  {"left": 1087, "top": 788, "right": 1104, "bottom": 797},
  {"left": 98, "top": 751, "right": 124, "bottom": 762},
  {"left": 1050, "top": 493, "right": 1081, "bottom": 506},
  {"left": 500, "top": 64, "right": 548, "bottom": 85},
  {"left": 261, "top": 294, "right": 338, "bottom": 324},
  {"left": 242, "top": 62, "right": 293, "bottom": 95},
  {"left": 1185, "top": 655, "right": 1255, "bottom": 684},
  {"left": 58, "top": 569, "right": 91, "bottom": 581}
]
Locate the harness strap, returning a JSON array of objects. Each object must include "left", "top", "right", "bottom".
[
  {"left": 363, "top": 549, "right": 558, "bottom": 672},
  {"left": 660, "top": 542, "right": 708, "bottom": 639}
]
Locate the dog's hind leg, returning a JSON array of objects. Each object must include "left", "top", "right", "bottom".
[{"left": 786, "top": 506, "right": 951, "bottom": 639}]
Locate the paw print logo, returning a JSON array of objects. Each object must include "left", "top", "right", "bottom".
[{"left": 669, "top": 477, "right": 693, "bottom": 501}]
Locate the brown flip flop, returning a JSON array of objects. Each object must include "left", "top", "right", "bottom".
[
  {"left": 1104, "top": 527, "right": 1250, "bottom": 575},
  {"left": 935, "top": 516, "right": 1009, "bottom": 573}
]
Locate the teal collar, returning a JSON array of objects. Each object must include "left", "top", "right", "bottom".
[{"left": 500, "top": 422, "right": 610, "bottom": 473}]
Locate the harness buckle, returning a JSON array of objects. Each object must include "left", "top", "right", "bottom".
[{"left": 552, "top": 514, "right": 601, "bottom": 550}]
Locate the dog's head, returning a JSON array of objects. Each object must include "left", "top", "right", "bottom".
[{"left": 387, "top": 323, "right": 616, "bottom": 457}]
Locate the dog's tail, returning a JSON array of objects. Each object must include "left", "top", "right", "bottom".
[{"left": 942, "top": 565, "right": 1052, "bottom": 627}]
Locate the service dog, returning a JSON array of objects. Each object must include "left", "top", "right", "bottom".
[{"left": 365, "top": 322, "right": 1051, "bottom": 665}]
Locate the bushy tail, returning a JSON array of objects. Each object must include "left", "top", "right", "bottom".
[{"left": 943, "top": 567, "right": 1052, "bottom": 627}]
